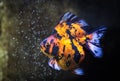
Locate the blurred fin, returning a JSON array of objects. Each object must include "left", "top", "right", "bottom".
[
  {"left": 60, "top": 12, "right": 89, "bottom": 27},
  {"left": 78, "top": 19, "right": 89, "bottom": 27},
  {"left": 72, "top": 68, "right": 84, "bottom": 75},
  {"left": 87, "top": 26, "right": 107, "bottom": 58},
  {"left": 87, "top": 42, "right": 103, "bottom": 58},
  {"left": 48, "top": 58, "right": 61, "bottom": 70}
]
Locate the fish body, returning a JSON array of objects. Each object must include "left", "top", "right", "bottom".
[{"left": 40, "top": 12, "right": 107, "bottom": 75}]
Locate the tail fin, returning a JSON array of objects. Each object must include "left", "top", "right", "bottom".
[{"left": 87, "top": 26, "right": 107, "bottom": 58}]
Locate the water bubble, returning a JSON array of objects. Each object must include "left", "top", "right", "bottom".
[
  {"left": 25, "top": 36, "right": 28, "bottom": 39},
  {"left": 31, "top": 21, "right": 35, "bottom": 25},
  {"left": 12, "top": 37, "right": 15, "bottom": 40},
  {"left": 38, "top": 31, "right": 40, "bottom": 35},
  {"left": 19, "top": 21, "right": 23, "bottom": 25},
  {"left": 45, "top": 17, "right": 49, "bottom": 20},
  {"left": 23, "top": 57, "right": 26, "bottom": 59},
  {"left": 32, "top": 10, "right": 35, "bottom": 14},
  {"left": 37, "top": 16, "right": 40, "bottom": 19},
  {"left": 21, "top": 30, "right": 24, "bottom": 33}
]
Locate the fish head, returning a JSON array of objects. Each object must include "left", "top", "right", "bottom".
[
  {"left": 40, "top": 34, "right": 59, "bottom": 58},
  {"left": 40, "top": 21, "right": 72, "bottom": 56}
]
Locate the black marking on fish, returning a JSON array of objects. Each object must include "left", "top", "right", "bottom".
[
  {"left": 51, "top": 44, "right": 59, "bottom": 56},
  {"left": 55, "top": 54, "right": 64, "bottom": 61},
  {"left": 74, "top": 53, "right": 81, "bottom": 63},
  {"left": 63, "top": 45, "right": 66, "bottom": 52},
  {"left": 66, "top": 29, "right": 74, "bottom": 39},
  {"left": 72, "top": 44, "right": 81, "bottom": 63},
  {"left": 50, "top": 39, "right": 54, "bottom": 44},
  {"left": 66, "top": 60, "right": 71, "bottom": 67},
  {"left": 78, "top": 40, "right": 83, "bottom": 46},
  {"left": 44, "top": 44, "right": 50, "bottom": 54},
  {"left": 66, "top": 22, "right": 71, "bottom": 26},
  {"left": 66, "top": 28, "right": 81, "bottom": 64},
  {"left": 52, "top": 30, "right": 57, "bottom": 34},
  {"left": 56, "top": 33, "right": 62, "bottom": 39},
  {"left": 67, "top": 54, "right": 71, "bottom": 59}
]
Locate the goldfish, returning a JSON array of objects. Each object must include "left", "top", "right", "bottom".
[{"left": 40, "top": 12, "right": 107, "bottom": 75}]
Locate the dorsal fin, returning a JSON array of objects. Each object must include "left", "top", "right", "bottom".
[{"left": 59, "top": 12, "right": 89, "bottom": 27}]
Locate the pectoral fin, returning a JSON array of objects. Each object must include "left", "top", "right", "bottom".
[
  {"left": 72, "top": 68, "right": 84, "bottom": 75},
  {"left": 48, "top": 58, "right": 61, "bottom": 70}
]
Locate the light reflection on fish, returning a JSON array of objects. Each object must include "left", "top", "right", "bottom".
[{"left": 40, "top": 12, "right": 107, "bottom": 75}]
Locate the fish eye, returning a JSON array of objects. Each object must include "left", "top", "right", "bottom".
[{"left": 45, "top": 43, "right": 50, "bottom": 47}]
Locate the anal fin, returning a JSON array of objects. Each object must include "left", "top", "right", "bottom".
[{"left": 72, "top": 68, "right": 84, "bottom": 75}]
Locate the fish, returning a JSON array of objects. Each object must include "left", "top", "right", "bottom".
[{"left": 40, "top": 12, "right": 107, "bottom": 75}]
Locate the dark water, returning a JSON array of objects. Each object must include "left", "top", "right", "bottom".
[{"left": 0, "top": 0, "right": 119, "bottom": 81}]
